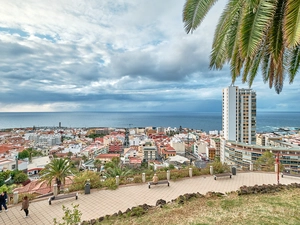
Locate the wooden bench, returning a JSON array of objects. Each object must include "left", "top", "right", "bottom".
[
  {"left": 213, "top": 173, "right": 232, "bottom": 180},
  {"left": 281, "top": 172, "right": 300, "bottom": 178},
  {"left": 48, "top": 192, "right": 78, "bottom": 205},
  {"left": 148, "top": 180, "right": 170, "bottom": 189}
]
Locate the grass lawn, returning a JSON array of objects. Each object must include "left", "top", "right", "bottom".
[{"left": 96, "top": 188, "right": 300, "bottom": 225}]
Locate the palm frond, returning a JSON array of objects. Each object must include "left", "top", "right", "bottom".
[
  {"left": 284, "top": 0, "right": 300, "bottom": 47},
  {"left": 239, "top": 0, "right": 276, "bottom": 58},
  {"left": 183, "top": 0, "right": 218, "bottom": 34},
  {"left": 287, "top": 45, "right": 300, "bottom": 83},
  {"left": 242, "top": 57, "right": 253, "bottom": 83},
  {"left": 210, "top": 0, "right": 243, "bottom": 69},
  {"left": 269, "top": 0, "right": 285, "bottom": 64},
  {"left": 248, "top": 46, "right": 264, "bottom": 87},
  {"left": 230, "top": 44, "right": 243, "bottom": 83}
]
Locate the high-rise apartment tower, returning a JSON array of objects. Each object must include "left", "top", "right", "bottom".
[{"left": 222, "top": 86, "right": 256, "bottom": 144}]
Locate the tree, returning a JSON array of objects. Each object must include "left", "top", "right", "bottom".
[
  {"left": 254, "top": 151, "right": 275, "bottom": 171},
  {"left": 18, "top": 150, "right": 30, "bottom": 159},
  {"left": 53, "top": 204, "right": 82, "bottom": 225},
  {"left": 13, "top": 172, "right": 28, "bottom": 184},
  {"left": 183, "top": 0, "right": 300, "bottom": 94},
  {"left": 93, "top": 159, "right": 102, "bottom": 172},
  {"left": 103, "top": 157, "right": 132, "bottom": 178},
  {"left": 40, "top": 158, "right": 73, "bottom": 191},
  {"left": 81, "top": 155, "right": 88, "bottom": 162}
]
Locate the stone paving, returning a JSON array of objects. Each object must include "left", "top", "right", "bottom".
[{"left": 1, "top": 172, "right": 299, "bottom": 225}]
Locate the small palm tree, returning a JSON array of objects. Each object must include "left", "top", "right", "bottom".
[
  {"left": 93, "top": 159, "right": 102, "bottom": 172},
  {"left": 103, "top": 157, "right": 132, "bottom": 178},
  {"left": 40, "top": 158, "right": 73, "bottom": 191},
  {"left": 104, "top": 166, "right": 132, "bottom": 178}
]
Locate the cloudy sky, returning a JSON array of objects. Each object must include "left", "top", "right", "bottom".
[{"left": 0, "top": 0, "right": 299, "bottom": 112}]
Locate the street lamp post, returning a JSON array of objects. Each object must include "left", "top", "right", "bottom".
[{"left": 276, "top": 151, "right": 280, "bottom": 185}]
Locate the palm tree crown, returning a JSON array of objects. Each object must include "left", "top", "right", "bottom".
[
  {"left": 40, "top": 158, "right": 73, "bottom": 188},
  {"left": 183, "top": 0, "right": 300, "bottom": 93}
]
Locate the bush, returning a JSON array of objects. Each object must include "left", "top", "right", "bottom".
[
  {"left": 170, "top": 169, "right": 189, "bottom": 181},
  {"left": 53, "top": 203, "right": 82, "bottom": 225},
  {"left": 133, "top": 175, "right": 142, "bottom": 183},
  {"left": 0, "top": 184, "right": 8, "bottom": 193},
  {"left": 192, "top": 167, "right": 201, "bottom": 176},
  {"left": 70, "top": 171, "right": 102, "bottom": 192},
  {"left": 209, "top": 161, "right": 230, "bottom": 174},
  {"left": 18, "top": 193, "right": 37, "bottom": 203},
  {"left": 103, "top": 178, "right": 118, "bottom": 190},
  {"left": 14, "top": 172, "right": 29, "bottom": 184}
]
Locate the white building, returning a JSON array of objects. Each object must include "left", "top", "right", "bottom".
[{"left": 222, "top": 86, "right": 256, "bottom": 144}]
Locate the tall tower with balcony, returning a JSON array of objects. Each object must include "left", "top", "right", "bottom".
[{"left": 222, "top": 86, "right": 256, "bottom": 144}]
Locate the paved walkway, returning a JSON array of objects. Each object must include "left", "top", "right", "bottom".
[{"left": 1, "top": 172, "right": 299, "bottom": 225}]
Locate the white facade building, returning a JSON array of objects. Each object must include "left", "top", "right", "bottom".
[{"left": 222, "top": 86, "right": 256, "bottom": 144}]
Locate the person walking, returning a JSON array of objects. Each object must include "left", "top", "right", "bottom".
[
  {"left": 21, "top": 196, "right": 29, "bottom": 218},
  {"left": 0, "top": 192, "right": 8, "bottom": 212},
  {"left": 4, "top": 191, "right": 8, "bottom": 204}
]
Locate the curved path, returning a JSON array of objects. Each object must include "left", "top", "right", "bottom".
[{"left": 1, "top": 172, "right": 299, "bottom": 225}]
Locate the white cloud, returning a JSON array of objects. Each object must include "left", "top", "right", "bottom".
[{"left": 0, "top": 0, "right": 298, "bottom": 112}]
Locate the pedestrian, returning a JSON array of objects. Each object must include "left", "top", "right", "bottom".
[
  {"left": 21, "top": 196, "right": 29, "bottom": 218},
  {"left": 0, "top": 192, "right": 8, "bottom": 212},
  {"left": 3, "top": 191, "right": 8, "bottom": 203}
]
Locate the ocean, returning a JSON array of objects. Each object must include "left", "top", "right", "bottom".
[{"left": 0, "top": 111, "right": 299, "bottom": 133}]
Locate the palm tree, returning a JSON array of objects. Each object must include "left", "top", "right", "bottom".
[
  {"left": 103, "top": 157, "right": 132, "bottom": 178},
  {"left": 183, "top": 0, "right": 300, "bottom": 94},
  {"left": 93, "top": 159, "right": 102, "bottom": 172},
  {"left": 104, "top": 166, "right": 132, "bottom": 178},
  {"left": 40, "top": 158, "right": 73, "bottom": 191}
]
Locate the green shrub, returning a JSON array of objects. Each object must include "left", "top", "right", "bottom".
[
  {"left": 14, "top": 172, "right": 29, "bottom": 184},
  {"left": 192, "top": 167, "right": 201, "bottom": 176},
  {"left": 209, "top": 161, "right": 230, "bottom": 174},
  {"left": 0, "top": 184, "right": 8, "bottom": 193},
  {"left": 70, "top": 171, "right": 102, "bottom": 192},
  {"left": 169, "top": 164, "right": 175, "bottom": 170},
  {"left": 133, "top": 175, "right": 142, "bottom": 183},
  {"left": 103, "top": 178, "right": 118, "bottom": 190},
  {"left": 199, "top": 167, "right": 210, "bottom": 175},
  {"left": 53, "top": 203, "right": 82, "bottom": 225},
  {"left": 18, "top": 193, "right": 36, "bottom": 203}
]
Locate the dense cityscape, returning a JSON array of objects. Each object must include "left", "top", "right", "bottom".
[
  {"left": 1, "top": 86, "right": 300, "bottom": 199},
  {"left": 1, "top": 0, "right": 300, "bottom": 223}
]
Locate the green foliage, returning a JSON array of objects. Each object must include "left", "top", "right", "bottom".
[
  {"left": 103, "top": 177, "right": 118, "bottom": 190},
  {"left": 87, "top": 133, "right": 105, "bottom": 140},
  {"left": 18, "top": 193, "right": 36, "bottom": 203},
  {"left": 40, "top": 158, "right": 73, "bottom": 188},
  {"left": 104, "top": 158, "right": 132, "bottom": 179},
  {"left": 81, "top": 155, "right": 88, "bottom": 162},
  {"left": 133, "top": 175, "right": 142, "bottom": 183},
  {"left": 70, "top": 171, "right": 102, "bottom": 192},
  {"left": 53, "top": 204, "right": 82, "bottom": 225},
  {"left": 14, "top": 172, "right": 29, "bottom": 184},
  {"left": 93, "top": 159, "right": 102, "bottom": 171},
  {"left": 0, "top": 170, "right": 11, "bottom": 186},
  {"left": 254, "top": 151, "right": 275, "bottom": 171},
  {"left": 169, "top": 164, "right": 175, "bottom": 170},
  {"left": 183, "top": 0, "right": 300, "bottom": 94},
  {"left": 19, "top": 148, "right": 44, "bottom": 160},
  {"left": 18, "top": 150, "right": 30, "bottom": 159},
  {"left": 192, "top": 167, "right": 201, "bottom": 176},
  {"left": 169, "top": 169, "right": 189, "bottom": 181},
  {"left": 0, "top": 184, "right": 8, "bottom": 193},
  {"left": 210, "top": 161, "right": 230, "bottom": 174}
]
